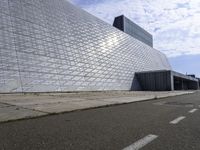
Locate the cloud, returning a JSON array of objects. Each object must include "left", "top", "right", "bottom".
[{"left": 70, "top": 0, "right": 200, "bottom": 57}]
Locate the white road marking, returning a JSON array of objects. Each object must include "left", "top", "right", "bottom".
[
  {"left": 189, "top": 108, "right": 198, "bottom": 113},
  {"left": 170, "top": 116, "right": 186, "bottom": 124},
  {"left": 122, "top": 134, "right": 158, "bottom": 150}
]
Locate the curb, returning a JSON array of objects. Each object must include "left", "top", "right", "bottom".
[{"left": 0, "top": 91, "right": 195, "bottom": 124}]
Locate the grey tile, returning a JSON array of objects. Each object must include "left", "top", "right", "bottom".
[{"left": 0, "top": 0, "right": 171, "bottom": 93}]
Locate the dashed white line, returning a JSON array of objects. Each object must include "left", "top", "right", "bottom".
[
  {"left": 170, "top": 116, "right": 186, "bottom": 124},
  {"left": 189, "top": 108, "right": 198, "bottom": 113},
  {"left": 122, "top": 134, "right": 158, "bottom": 150}
]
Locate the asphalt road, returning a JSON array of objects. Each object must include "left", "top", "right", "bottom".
[{"left": 0, "top": 91, "right": 200, "bottom": 150}]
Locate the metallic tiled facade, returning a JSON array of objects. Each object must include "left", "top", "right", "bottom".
[{"left": 0, "top": 0, "right": 171, "bottom": 92}]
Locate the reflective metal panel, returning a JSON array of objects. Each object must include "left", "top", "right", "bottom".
[{"left": 0, "top": 0, "right": 171, "bottom": 92}]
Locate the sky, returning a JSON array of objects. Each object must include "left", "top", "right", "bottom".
[{"left": 69, "top": 0, "right": 200, "bottom": 77}]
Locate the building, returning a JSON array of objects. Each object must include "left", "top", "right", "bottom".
[
  {"left": 136, "top": 70, "right": 199, "bottom": 91},
  {"left": 113, "top": 15, "right": 199, "bottom": 91},
  {"left": 197, "top": 78, "right": 200, "bottom": 88},
  {"left": 113, "top": 15, "right": 153, "bottom": 47},
  {"left": 0, "top": 0, "right": 197, "bottom": 93}
]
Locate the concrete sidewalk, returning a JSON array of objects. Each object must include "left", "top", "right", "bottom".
[{"left": 0, "top": 91, "right": 195, "bottom": 123}]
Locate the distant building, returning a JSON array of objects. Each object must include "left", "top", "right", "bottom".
[
  {"left": 187, "top": 74, "right": 196, "bottom": 78},
  {"left": 113, "top": 15, "right": 153, "bottom": 47},
  {"left": 197, "top": 78, "right": 200, "bottom": 88}
]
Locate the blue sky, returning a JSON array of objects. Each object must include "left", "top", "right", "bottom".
[{"left": 69, "top": 0, "right": 200, "bottom": 77}]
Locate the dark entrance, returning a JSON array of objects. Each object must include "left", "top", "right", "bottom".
[{"left": 173, "top": 76, "right": 198, "bottom": 90}]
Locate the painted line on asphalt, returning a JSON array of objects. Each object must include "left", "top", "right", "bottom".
[
  {"left": 189, "top": 108, "right": 198, "bottom": 113},
  {"left": 170, "top": 116, "right": 186, "bottom": 124},
  {"left": 122, "top": 134, "right": 158, "bottom": 150}
]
